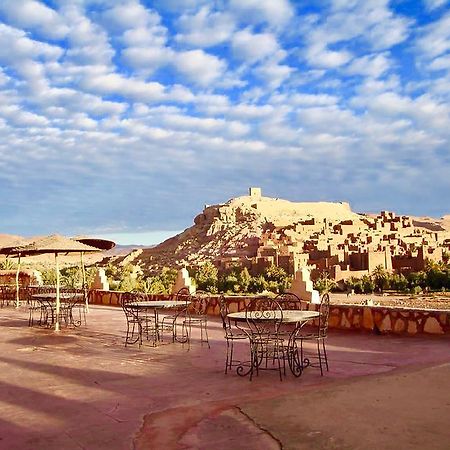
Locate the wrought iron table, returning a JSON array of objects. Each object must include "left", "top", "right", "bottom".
[
  {"left": 128, "top": 300, "right": 191, "bottom": 344},
  {"left": 228, "top": 310, "right": 320, "bottom": 378},
  {"left": 31, "top": 292, "right": 84, "bottom": 327}
]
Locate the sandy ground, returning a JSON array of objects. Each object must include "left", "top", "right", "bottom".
[{"left": 331, "top": 292, "right": 450, "bottom": 310}]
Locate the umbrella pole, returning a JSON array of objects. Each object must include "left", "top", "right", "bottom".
[
  {"left": 15, "top": 254, "right": 21, "bottom": 308},
  {"left": 80, "top": 251, "right": 89, "bottom": 313},
  {"left": 55, "top": 253, "right": 60, "bottom": 332}
]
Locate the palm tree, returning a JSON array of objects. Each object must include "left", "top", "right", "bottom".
[{"left": 371, "top": 265, "right": 388, "bottom": 293}]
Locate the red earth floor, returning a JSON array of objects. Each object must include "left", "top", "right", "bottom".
[{"left": 0, "top": 304, "right": 449, "bottom": 449}]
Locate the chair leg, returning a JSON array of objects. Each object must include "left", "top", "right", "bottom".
[
  {"left": 317, "top": 340, "right": 323, "bottom": 376},
  {"left": 322, "top": 339, "right": 329, "bottom": 372},
  {"left": 202, "top": 320, "right": 210, "bottom": 348}
]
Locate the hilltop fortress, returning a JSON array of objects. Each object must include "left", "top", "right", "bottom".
[{"left": 120, "top": 188, "right": 450, "bottom": 282}]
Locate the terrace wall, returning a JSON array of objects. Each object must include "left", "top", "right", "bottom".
[{"left": 89, "top": 290, "right": 450, "bottom": 336}]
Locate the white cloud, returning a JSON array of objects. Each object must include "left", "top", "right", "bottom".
[
  {"left": 272, "top": 93, "right": 339, "bottom": 107},
  {"left": 0, "top": 24, "right": 63, "bottom": 63},
  {"left": 305, "top": 43, "right": 352, "bottom": 69},
  {"left": 231, "top": 28, "right": 279, "bottom": 63},
  {"left": 174, "top": 49, "right": 226, "bottom": 86},
  {"left": 301, "top": 0, "right": 411, "bottom": 69},
  {"left": 102, "top": 1, "right": 162, "bottom": 30},
  {"left": 423, "top": 0, "right": 448, "bottom": 11},
  {"left": 254, "top": 61, "right": 294, "bottom": 89},
  {"left": 122, "top": 46, "right": 173, "bottom": 72},
  {"left": 346, "top": 53, "right": 391, "bottom": 78},
  {"left": 62, "top": 5, "right": 115, "bottom": 66},
  {"left": 160, "top": 113, "right": 250, "bottom": 137},
  {"left": 0, "top": 1, "right": 448, "bottom": 236},
  {"left": 429, "top": 55, "right": 450, "bottom": 71},
  {"left": 175, "top": 6, "right": 235, "bottom": 47},
  {"left": 0, "top": 0, "right": 69, "bottom": 39},
  {"left": 229, "top": 0, "right": 294, "bottom": 28},
  {"left": 416, "top": 12, "right": 450, "bottom": 60},
  {"left": 81, "top": 73, "right": 166, "bottom": 101},
  {"left": 122, "top": 26, "right": 167, "bottom": 48},
  {"left": 0, "top": 104, "right": 49, "bottom": 127}
]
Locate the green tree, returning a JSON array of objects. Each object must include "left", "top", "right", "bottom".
[
  {"left": 145, "top": 277, "right": 167, "bottom": 294},
  {"left": 407, "top": 271, "right": 427, "bottom": 290},
  {"left": 314, "top": 272, "right": 337, "bottom": 294},
  {"left": 60, "top": 266, "right": 82, "bottom": 288},
  {"left": 390, "top": 273, "right": 409, "bottom": 292},
  {"left": 237, "top": 267, "right": 251, "bottom": 292},
  {"left": 0, "top": 259, "right": 17, "bottom": 270},
  {"left": 159, "top": 267, "right": 178, "bottom": 292},
  {"left": 219, "top": 273, "right": 240, "bottom": 293},
  {"left": 361, "top": 274, "right": 375, "bottom": 294},
  {"left": 345, "top": 277, "right": 363, "bottom": 294},
  {"left": 371, "top": 265, "right": 389, "bottom": 293},
  {"left": 248, "top": 275, "right": 268, "bottom": 293},
  {"left": 263, "top": 264, "right": 291, "bottom": 293},
  {"left": 194, "top": 261, "right": 218, "bottom": 293},
  {"left": 41, "top": 268, "right": 57, "bottom": 286}
]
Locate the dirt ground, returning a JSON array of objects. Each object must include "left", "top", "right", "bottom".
[
  {"left": 0, "top": 305, "right": 449, "bottom": 449},
  {"left": 331, "top": 292, "right": 450, "bottom": 310}
]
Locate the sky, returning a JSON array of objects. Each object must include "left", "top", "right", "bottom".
[{"left": 0, "top": 0, "right": 449, "bottom": 245}]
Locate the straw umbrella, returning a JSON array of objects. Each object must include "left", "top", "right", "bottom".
[
  {"left": 0, "top": 237, "right": 32, "bottom": 308},
  {"left": 73, "top": 237, "right": 115, "bottom": 312},
  {"left": 3, "top": 235, "right": 100, "bottom": 331}
]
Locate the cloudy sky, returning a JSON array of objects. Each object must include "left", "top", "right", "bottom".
[{"left": 0, "top": 0, "right": 449, "bottom": 244}]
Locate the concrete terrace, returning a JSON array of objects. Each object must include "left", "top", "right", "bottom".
[{"left": 0, "top": 305, "right": 449, "bottom": 450}]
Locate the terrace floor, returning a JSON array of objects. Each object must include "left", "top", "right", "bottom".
[{"left": 0, "top": 305, "right": 449, "bottom": 450}]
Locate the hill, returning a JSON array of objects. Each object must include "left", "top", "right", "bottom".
[{"left": 109, "top": 190, "right": 449, "bottom": 276}]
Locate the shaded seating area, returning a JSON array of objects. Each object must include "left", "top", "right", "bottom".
[{"left": 26, "top": 286, "right": 88, "bottom": 329}]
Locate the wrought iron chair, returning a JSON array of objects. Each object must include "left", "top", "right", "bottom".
[
  {"left": 293, "top": 293, "right": 330, "bottom": 376},
  {"left": 159, "top": 288, "right": 190, "bottom": 343},
  {"left": 0, "top": 285, "right": 15, "bottom": 308},
  {"left": 239, "top": 297, "right": 286, "bottom": 381},
  {"left": 120, "top": 292, "right": 158, "bottom": 347},
  {"left": 24, "top": 286, "right": 45, "bottom": 326},
  {"left": 70, "top": 287, "right": 88, "bottom": 326},
  {"left": 120, "top": 292, "right": 142, "bottom": 346},
  {"left": 274, "top": 292, "right": 306, "bottom": 310},
  {"left": 182, "top": 290, "right": 210, "bottom": 349},
  {"left": 218, "top": 295, "right": 249, "bottom": 373},
  {"left": 60, "top": 290, "right": 87, "bottom": 327},
  {"left": 33, "top": 286, "right": 57, "bottom": 327}
]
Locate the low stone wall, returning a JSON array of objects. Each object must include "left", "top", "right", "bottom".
[{"left": 89, "top": 290, "right": 450, "bottom": 336}]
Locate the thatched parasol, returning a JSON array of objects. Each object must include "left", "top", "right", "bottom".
[
  {"left": 73, "top": 237, "right": 116, "bottom": 311},
  {"left": 1, "top": 235, "right": 100, "bottom": 331}
]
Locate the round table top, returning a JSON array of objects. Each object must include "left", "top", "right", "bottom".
[
  {"left": 127, "top": 300, "right": 190, "bottom": 308},
  {"left": 228, "top": 310, "right": 319, "bottom": 323},
  {"left": 32, "top": 293, "right": 83, "bottom": 300}
]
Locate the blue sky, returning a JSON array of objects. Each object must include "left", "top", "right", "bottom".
[{"left": 0, "top": 0, "right": 449, "bottom": 245}]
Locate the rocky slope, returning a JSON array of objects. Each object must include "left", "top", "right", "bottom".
[{"left": 111, "top": 194, "right": 375, "bottom": 273}]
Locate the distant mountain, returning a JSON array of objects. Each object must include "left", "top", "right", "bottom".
[{"left": 103, "top": 244, "right": 151, "bottom": 256}]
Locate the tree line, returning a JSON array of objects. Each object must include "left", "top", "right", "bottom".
[{"left": 2, "top": 257, "right": 449, "bottom": 296}]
